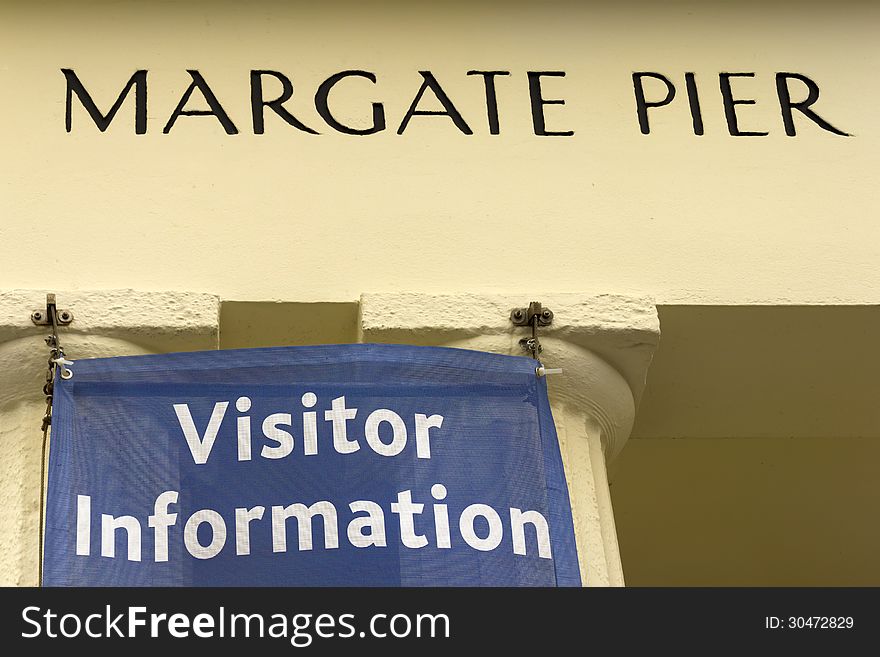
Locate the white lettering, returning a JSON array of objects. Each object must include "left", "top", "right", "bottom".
[
  {"left": 271, "top": 501, "right": 338, "bottom": 552},
  {"left": 234, "top": 506, "right": 265, "bottom": 555},
  {"left": 510, "top": 508, "right": 552, "bottom": 559},
  {"left": 459, "top": 504, "right": 503, "bottom": 552},
  {"left": 365, "top": 408, "right": 407, "bottom": 457},
  {"left": 183, "top": 509, "right": 227, "bottom": 559},
  {"left": 261, "top": 413, "right": 294, "bottom": 459},
  {"left": 390, "top": 489, "right": 427, "bottom": 548},
  {"left": 415, "top": 414, "right": 443, "bottom": 458},
  {"left": 324, "top": 396, "right": 359, "bottom": 453},
  {"left": 76, "top": 494, "right": 91, "bottom": 556},
  {"left": 147, "top": 490, "right": 178, "bottom": 562},
  {"left": 101, "top": 514, "right": 142, "bottom": 561},
  {"left": 173, "top": 401, "right": 228, "bottom": 465},
  {"left": 347, "top": 500, "right": 387, "bottom": 548}
]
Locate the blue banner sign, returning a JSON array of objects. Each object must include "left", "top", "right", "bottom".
[{"left": 44, "top": 344, "right": 581, "bottom": 586}]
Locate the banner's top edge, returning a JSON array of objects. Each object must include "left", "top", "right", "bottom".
[{"left": 60, "top": 343, "right": 540, "bottom": 376}]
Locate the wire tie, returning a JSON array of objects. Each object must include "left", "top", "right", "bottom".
[{"left": 52, "top": 356, "right": 75, "bottom": 380}]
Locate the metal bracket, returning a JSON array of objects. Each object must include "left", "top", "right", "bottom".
[
  {"left": 510, "top": 301, "right": 553, "bottom": 327},
  {"left": 31, "top": 294, "right": 74, "bottom": 326},
  {"left": 510, "top": 301, "right": 553, "bottom": 360}
]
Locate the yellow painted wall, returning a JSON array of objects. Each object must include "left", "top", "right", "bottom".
[{"left": 1, "top": 0, "right": 876, "bottom": 303}]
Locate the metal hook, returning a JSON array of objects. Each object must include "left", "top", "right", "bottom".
[
  {"left": 34, "top": 294, "right": 74, "bottom": 428},
  {"left": 510, "top": 301, "right": 553, "bottom": 361}
]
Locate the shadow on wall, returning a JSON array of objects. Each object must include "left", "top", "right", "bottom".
[
  {"left": 612, "top": 435, "right": 880, "bottom": 586},
  {"left": 220, "top": 302, "right": 359, "bottom": 349},
  {"left": 614, "top": 305, "right": 880, "bottom": 586}
]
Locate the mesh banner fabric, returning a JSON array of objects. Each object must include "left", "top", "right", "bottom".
[{"left": 43, "top": 344, "right": 581, "bottom": 586}]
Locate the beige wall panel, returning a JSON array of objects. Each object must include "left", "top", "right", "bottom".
[{"left": 1, "top": 1, "right": 876, "bottom": 303}]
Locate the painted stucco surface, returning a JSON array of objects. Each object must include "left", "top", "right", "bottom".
[{"left": 1, "top": 0, "right": 877, "bottom": 304}]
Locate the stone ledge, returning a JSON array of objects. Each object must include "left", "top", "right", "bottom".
[
  {"left": 360, "top": 292, "right": 660, "bottom": 405},
  {"left": 0, "top": 289, "right": 221, "bottom": 353}
]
